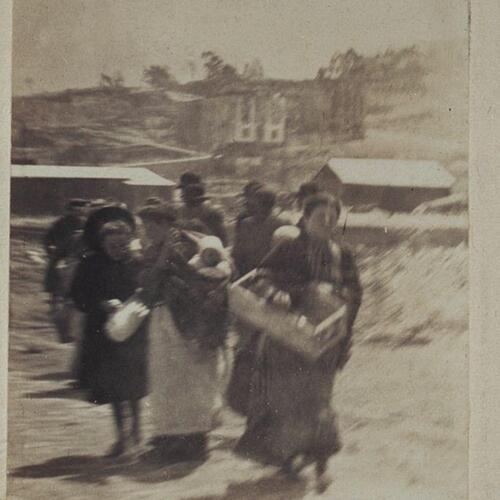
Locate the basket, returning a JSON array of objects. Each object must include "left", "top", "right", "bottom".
[{"left": 228, "top": 270, "right": 348, "bottom": 361}]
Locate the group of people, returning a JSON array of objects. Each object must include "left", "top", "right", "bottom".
[{"left": 42, "top": 171, "right": 363, "bottom": 488}]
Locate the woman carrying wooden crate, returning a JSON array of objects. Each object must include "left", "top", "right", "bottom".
[{"left": 234, "top": 193, "right": 363, "bottom": 491}]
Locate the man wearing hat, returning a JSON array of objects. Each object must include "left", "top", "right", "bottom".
[
  {"left": 177, "top": 183, "right": 228, "bottom": 246},
  {"left": 43, "top": 199, "right": 89, "bottom": 294},
  {"left": 177, "top": 172, "right": 204, "bottom": 191},
  {"left": 234, "top": 181, "right": 263, "bottom": 230}
]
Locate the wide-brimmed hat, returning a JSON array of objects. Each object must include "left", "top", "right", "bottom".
[
  {"left": 238, "top": 180, "right": 263, "bottom": 198},
  {"left": 89, "top": 198, "right": 108, "bottom": 208},
  {"left": 136, "top": 202, "right": 177, "bottom": 224},
  {"left": 181, "top": 183, "right": 210, "bottom": 202},
  {"left": 84, "top": 205, "right": 136, "bottom": 251},
  {"left": 295, "top": 182, "right": 320, "bottom": 201},
  {"left": 65, "top": 198, "right": 89, "bottom": 210},
  {"left": 176, "top": 172, "right": 203, "bottom": 190},
  {"left": 253, "top": 188, "right": 277, "bottom": 211},
  {"left": 144, "top": 196, "right": 163, "bottom": 206}
]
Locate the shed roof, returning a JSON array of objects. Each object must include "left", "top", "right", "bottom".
[
  {"left": 11, "top": 164, "right": 175, "bottom": 187},
  {"left": 324, "top": 158, "right": 455, "bottom": 189}
]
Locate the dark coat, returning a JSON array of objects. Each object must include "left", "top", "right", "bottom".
[
  {"left": 231, "top": 214, "right": 289, "bottom": 278},
  {"left": 235, "top": 231, "right": 363, "bottom": 465},
  {"left": 138, "top": 230, "right": 229, "bottom": 349},
  {"left": 44, "top": 214, "right": 85, "bottom": 258},
  {"left": 260, "top": 231, "right": 362, "bottom": 335},
  {"left": 44, "top": 214, "right": 86, "bottom": 294},
  {"left": 176, "top": 203, "right": 228, "bottom": 246},
  {"left": 70, "top": 252, "right": 148, "bottom": 405}
]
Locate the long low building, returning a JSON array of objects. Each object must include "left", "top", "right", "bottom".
[
  {"left": 313, "top": 158, "right": 456, "bottom": 212},
  {"left": 11, "top": 164, "right": 176, "bottom": 215}
]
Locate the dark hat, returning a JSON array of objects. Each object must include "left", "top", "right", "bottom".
[
  {"left": 137, "top": 202, "right": 177, "bottom": 224},
  {"left": 296, "top": 182, "right": 320, "bottom": 201},
  {"left": 89, "top": 198, "right": 108, "bottom": 208},
  {"left": 241, "top": 181, "right": 263, "bottom": 197},
  {"left": 83, "top": 205, "right": 136, "bottom": 251},
  {"left": 181, "top": 183, "right": 210, "bottom": 202},
  {"left": 303, "top": 193, "right": 342, "bottom": 219},
  {"left": 65, "top": 198, "right": 88, "bottom": 210},
  {"left": 176, "top": 172, "right": 203, "bottom": 190},
  {"left": 145, "top": 196, "right": 163, "bottom": 206},
  {"left": 253, "top": 188, "right": 276, "bottom": 211}
]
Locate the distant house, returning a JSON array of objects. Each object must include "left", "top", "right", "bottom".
[
  {"left": 180, "top": 78, "right": 365, "bottom": 154},
  {"left": 12, "top": 77, "right": 365, "bottom": 167},
  {"left": 313, "top": 158, "right": 455, "bottom": 212},
  {"left": 11, "top": 164, "right": 175, "bottom": 215}
]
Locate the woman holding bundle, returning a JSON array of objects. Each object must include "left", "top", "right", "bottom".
[
  {"left": 235, "top": 193, "right": 362, "bottom": 490},
  {"left": 137, "top": 203, "right": 230, "bottom": 463}
]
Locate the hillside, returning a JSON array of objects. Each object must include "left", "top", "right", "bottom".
[{"left": 11, "top": 39, "right": 468, "bottom": 193}]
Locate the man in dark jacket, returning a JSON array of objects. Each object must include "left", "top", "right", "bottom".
[
  {"left": 231, "top": 188, "right": 288, "bottom": 278},
  {"left": 176, "top": 184, "right": 228, "bottom": 246},
  {"left": 234, "top": 181, "right": 263, "bottom": 229},
  {"left": 44, "top": 199, "right": 88, "bottom": 294}
]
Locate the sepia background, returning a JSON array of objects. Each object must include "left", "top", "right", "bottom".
[{"left": 7, "top": 1, "right": 470, "bottom": 499}]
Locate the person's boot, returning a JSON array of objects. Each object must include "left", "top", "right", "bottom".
[
  {"left": 315, "top": 457, "right": 333, "bottom": 494},
  {"left": 106, "top": 437, "right": 126, "bottom": 458},
  {"left": 174, "top": 433, "right": 208, "bottom": 462}
]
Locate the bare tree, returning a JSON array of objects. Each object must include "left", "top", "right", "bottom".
[
  {"left": 100, "top": 73, "right": 114, "bottom": 87},
  {"left": 112, "top": 71, "right": 125, "bottom": 87},
  {"left": 201, "top": 51, "right": 239, "bottom": 82},
  {"left": 242, "top": 59, "right": 264, "bottom": 81}
]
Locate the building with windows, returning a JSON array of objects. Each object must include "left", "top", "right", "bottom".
[
  {"left": 11, "top": 78, "right": 365, "bottom": 168},
  {"left": 181, "top": 77, "right": 364, "bottom": 154}
]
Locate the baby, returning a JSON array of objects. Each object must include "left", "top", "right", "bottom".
[{"left": 188, "top": 235, "right": 232, "bottom": 280}]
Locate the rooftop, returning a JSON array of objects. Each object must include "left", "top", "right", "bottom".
[
  {"left": 325, "top": 158, "right": 455, "bottom": 189},
  {"left": 11, "top": 164, "right": 175, "bottom": 187}
]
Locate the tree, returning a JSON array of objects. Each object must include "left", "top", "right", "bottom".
[
  {"left": 242, "top": 59, "right": 264, "bottom": 81},
  {"left": 186, "top": 60, "right": 197, "bottom": 80},
  {"left": 112, "top": 71, "right": 125, "bottom": 87},
  {"left": 201, "top": 51, "right": 239, "bottom": 82},
  {"left": 99, "top": 73, "right": 114, "bottom": 87},
  {"left": 316, "top": 49, "right": 364, "bottom": 80},
  {"left": 316, "top": 45, "right": 426, "bottom": 93},
  {"left": 143, "top": 65, "right": 176, "bottom": 88}
]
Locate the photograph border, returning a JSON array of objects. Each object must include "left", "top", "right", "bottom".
[{"left": 1, "top": 0, "right": 500, "bottom": 498}]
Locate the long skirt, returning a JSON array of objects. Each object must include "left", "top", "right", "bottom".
[
  {"left": 235, "top": 335, "right": 341, "bottom": 466},
  {"left": 149, "top": 303, "right": 221, "bottom": 436}
]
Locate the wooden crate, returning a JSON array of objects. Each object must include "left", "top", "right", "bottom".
[{"left": 229, "top": 270, "right": 348, "bottom": 361}]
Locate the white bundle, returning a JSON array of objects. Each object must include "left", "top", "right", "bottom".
[{"left": 105, "top": 297, "right": 150, "bottom": 342}]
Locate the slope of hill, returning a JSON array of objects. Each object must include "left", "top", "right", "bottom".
[{"left": 11, "top": 39, "right": 468, "bottom": 192}]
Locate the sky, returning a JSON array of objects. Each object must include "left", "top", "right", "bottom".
[{"left": 12, "top": 0, "right": 469, "bottom": 95}]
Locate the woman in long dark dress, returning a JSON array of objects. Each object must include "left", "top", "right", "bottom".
[
  {"left": 71, "top": 206, "right": 148, "bottom": 458},
  {"left": 235, "top": 193, "right": 362, "bottom": 490}
]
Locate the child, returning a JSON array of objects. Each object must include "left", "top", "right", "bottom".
[{"left": 188, "top": 236, "right": 232, "bottom": 280}]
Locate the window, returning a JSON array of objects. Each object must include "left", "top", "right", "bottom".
[
  {"left": 264, "top": 93, "right": 286, "bottom": 143},
  {"left": 235, "top": 96, "right": 257, "bottom": 142}
]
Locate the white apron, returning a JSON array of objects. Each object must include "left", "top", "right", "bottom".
[{"left": 148, "top": 304, "right": 222, "bottom": 436}]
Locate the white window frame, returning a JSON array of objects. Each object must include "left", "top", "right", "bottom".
[
  {"left": 264, "top": 93, "right": 286, "bottom": 144},
  {"left": 235, "top": 96, "right": 257, "bottom": 142}
]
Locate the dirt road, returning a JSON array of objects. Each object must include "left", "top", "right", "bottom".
[{"left": 7, "top": 238, "right": 468, "bottom": 499}]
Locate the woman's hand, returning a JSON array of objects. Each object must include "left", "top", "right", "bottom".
[
  {"left": 271, "top": 290, "right": 292, "bottom": 309},
  {"left": 101, "top": 299, "right": 123, "bottom": 313}
]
